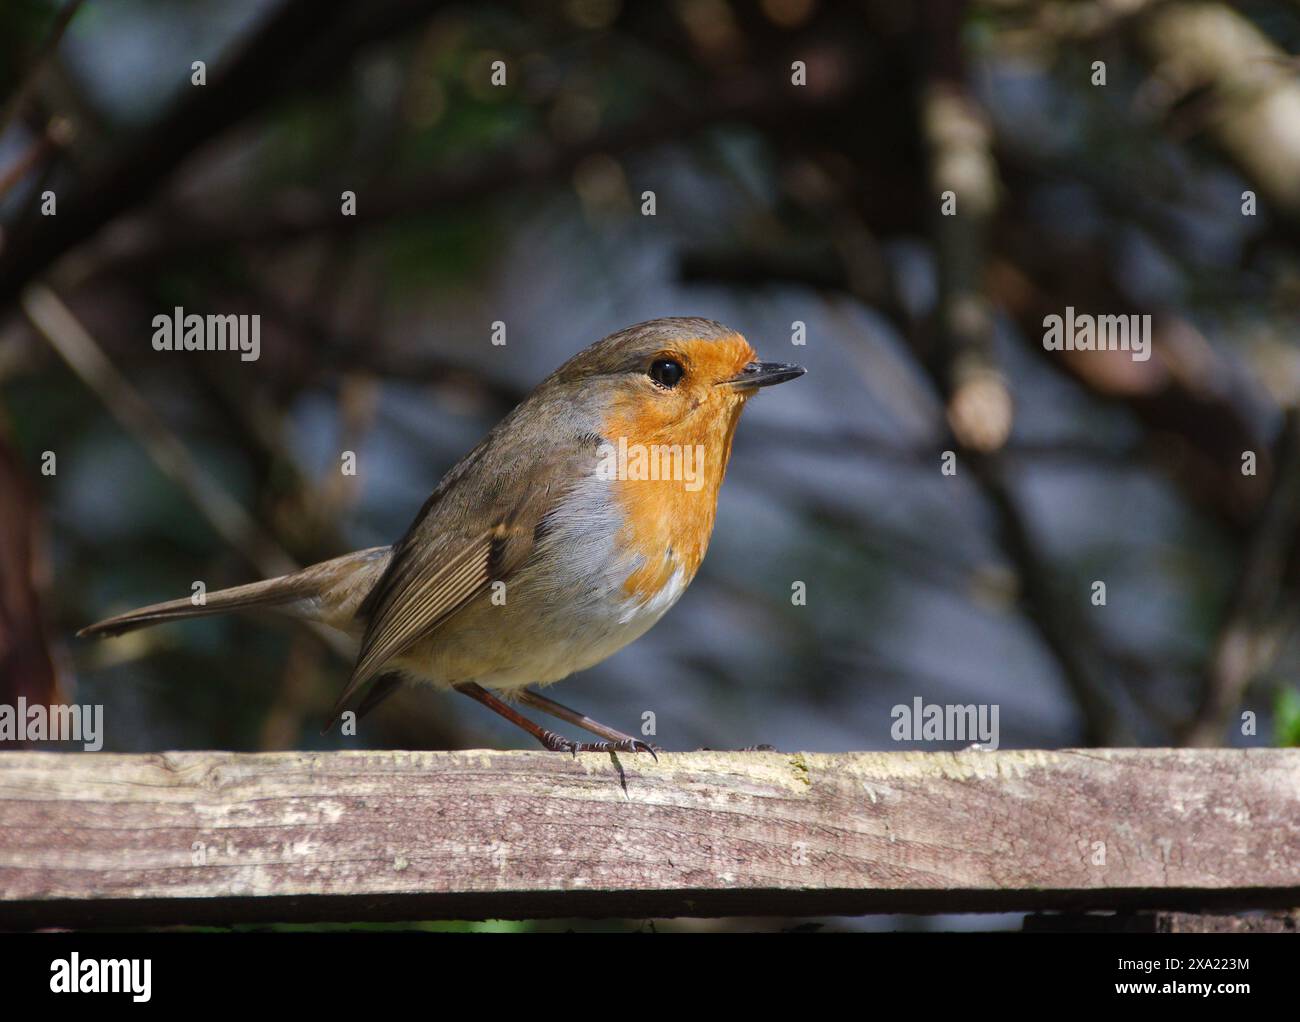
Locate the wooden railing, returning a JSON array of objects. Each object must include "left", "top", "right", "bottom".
[{"left": 1, "top": 748, "right": 1297, "bottom": 929}]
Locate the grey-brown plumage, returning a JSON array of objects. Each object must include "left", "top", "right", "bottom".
[
  {"left": 76, "top": 546, "right": 390, "bottom": 639},
  {"left": 79, "top": 318, "right": 804, "bottom": 750}
]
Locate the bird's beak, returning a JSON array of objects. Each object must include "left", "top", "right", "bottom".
[{"left": 718, "top": 361, "right": 806, "bottom": 389}]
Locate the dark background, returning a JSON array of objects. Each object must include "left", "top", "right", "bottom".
[{"left": 1, "top": 0, "right": 1298, "bottom": 916}]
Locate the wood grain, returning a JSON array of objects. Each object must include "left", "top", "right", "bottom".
[{"left": 0, "top": 748, "right": 1297, "bottom": 927}]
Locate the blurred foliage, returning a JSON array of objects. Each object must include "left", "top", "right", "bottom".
[
  {"left": 1275, "top": 685, "right": 1300, "bottom": 746},
  {"left": 1, "top": 0, "right": 1298, "bottom": 771}
]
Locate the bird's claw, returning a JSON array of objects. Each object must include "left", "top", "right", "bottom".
[
  {"left": 624, "top": 738, "right": 661, "bottom": 762},
  {"left": 594, "top": 736, "right": 660, "bottom": 761},
  {"left": 538, "top": 730, "right": 659, "bottom": 761}
]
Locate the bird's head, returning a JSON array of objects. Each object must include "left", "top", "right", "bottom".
[{"left": 552, "top": 317, "right": 804, "bottom": 453}]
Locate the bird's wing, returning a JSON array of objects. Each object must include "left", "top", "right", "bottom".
[
  {"left": 322, "top": 522, "right": 523, "bottom": 727},
  {"left": 322, "top": 440, "right": 586, "bottom": 728}
]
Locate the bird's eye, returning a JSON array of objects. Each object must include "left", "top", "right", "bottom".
[{"left": 648, "top": 358, "right": 685, "bottom": 389}]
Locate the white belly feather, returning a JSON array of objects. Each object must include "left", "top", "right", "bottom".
[{"left": 390, "top": 471, "right": 694, "bottom": 692}]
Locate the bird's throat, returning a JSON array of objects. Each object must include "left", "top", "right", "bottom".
[{"left": 600, "top": 402, "right": 744, "bottom": 604}]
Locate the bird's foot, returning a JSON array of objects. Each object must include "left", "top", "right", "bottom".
[{"left": 537, "top": 729, "right": 659, "bottom": 761}]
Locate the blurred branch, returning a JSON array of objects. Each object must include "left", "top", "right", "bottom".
[
  {"left": 911, "top": 2, "right": 1122, "bottom": 742},
  {"left": 315, "top": 374, "right": 378, "bottom": 527},
  {"left": 680, "top": 212, "right": 1272, "bottom": 543},
  {"left": 72, "top": 64, "right": 859, "bottom": 267},
  {"left": 964, "top": 456, "right": 1126, "bottom": 743},
  {"left": 1183, "top": 409, "right": 1300, "bottom": 746},
  {"left": 0, "top": 427, "right": 61, "bottom": 713},
  {"left": 921, "top": 81, "right": 1012, "bottom": 454},
  {"left": 1136, "top": 2, "right": 1300, "bottom": 222},
  {"left": 0, "top": 118, "right": 70, "bottom": 202},
  {"left": 18, "top": 283, "right": 296, "bottom": 579},
  {"left": 985, "top": 245, "right": 1275, "bottom": 531},
  {"left": 0, "top": 0, "right": 85, "bottom": 139},
  {"left": 0, "top": 0, "right": 451, "bottom": 310},
  {"left": 986, "top": 114, "right": 1277, "bottom": 530}
]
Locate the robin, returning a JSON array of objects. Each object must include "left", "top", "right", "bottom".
[{"left": 80, "top": 317, "right": 805, "bottom": 754}]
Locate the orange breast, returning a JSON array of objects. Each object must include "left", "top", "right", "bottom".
[{"left": 602, "top": 391, "right": 744, "bottom": 604}]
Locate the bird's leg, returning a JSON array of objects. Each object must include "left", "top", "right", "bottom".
[
  {"left": 518, "top": 688, "right": 659, "bottom": 759},
  {"left": 454, "top": 683, "right": 656, "bottom": 759}
]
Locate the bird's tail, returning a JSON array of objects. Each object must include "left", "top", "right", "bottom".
[{"left": 78, "top": 546, "right": 392, "bottom": 639}]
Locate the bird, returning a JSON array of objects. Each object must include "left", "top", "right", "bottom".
[{"left": 79, "top": 317, "right": 805, "bottom": 754}]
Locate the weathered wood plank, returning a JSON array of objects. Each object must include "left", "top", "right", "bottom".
[
  {"left": 1023, "top": 910, "right": 1300, "bottom": 932},
  {"left": 0, "top": 748, "right": 1296, "bottom": 927}
]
